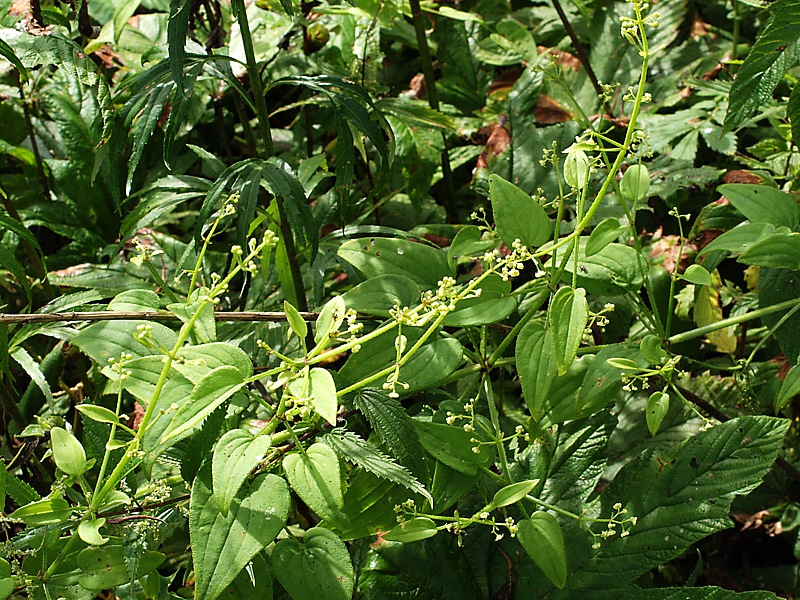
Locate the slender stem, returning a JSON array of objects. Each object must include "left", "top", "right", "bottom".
[
  {"left": 15, "top": 72, "right": 51, "bottom": 206},
  {"left": 407, "top": 0, "right": 457, "bottom": 222},
  {"left": 487, "top": 289, "right": 549, "bottom": 366},
  {"left": 535, "top": 19, "right": 651, "bottom": 259},
  {"left": 550, "top": 0, "right": 615, "bottom": 117},
  {"left": 667, "top": 297, "right": 800, "bottom": 346},
  {"left": 233, "top": 0, "right": 275, "bottom": 157},
  {"left": 0, "top": 310, "right": 323, "bottom": 324},
  {"left": 483, "top": 376, "right": 511, "bottom": 482},
  {"left": 731, "top": 0, "right": 740, "bottom": 60}
]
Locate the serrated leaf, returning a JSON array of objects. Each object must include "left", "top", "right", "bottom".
[
  {"left": 168, "top": 0, "right": 191, "bottom": 96},
  {"left": 160, "top": 366, "right": 247, "bottom": 444},
  {"left": 283, "top": 443, "right": 345, "bottom": 523},
  {"left": 489, "top": 174, "right": 550, "bottom": 248},
  {"left": 4, "top": 471, "right": 40, "bottom": 506},
  {"left": 212, "top": 430, "right": 272, "bottom": 516},
  {"left": 724, "top": 1, "right": 800, "bottom": 132},
  {"left": 550, "top": 287, "right": 589, "bottom": 375},
  {"left": 569, "top": 417, "right": 789, "bottom": 589},
  {"left": 354, "top": 388, "right": 428, "bottom": 478},
  {"left": 191, "top": 468, "right": 289, "bottom": 600},
  {"left": 323, "top": 429, "right": 433, "bottom": 507},
  {"left": 272, "top": 527, "right": 354, "bottom": 600}
]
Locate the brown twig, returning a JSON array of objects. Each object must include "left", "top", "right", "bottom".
[{"left": 0, "top": 310, "right": 322, "bottom": 325}]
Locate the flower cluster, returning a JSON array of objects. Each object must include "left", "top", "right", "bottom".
[{"left": 590, "top": 502, "right": 638, "bottom": 549}]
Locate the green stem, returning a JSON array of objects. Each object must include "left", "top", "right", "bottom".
[
  {"left": 483, "top": 376, "right": 511, "bottom": 482},
  {"left": 232, "top": 0, "right": 274, "bottom": 157},
  {"left": 535, "top": 21, "right": 650, "bottom": 259},
  {"left": 667, "top": 297, "right": 800, "bottom": 346},
  {"left": 487, "top": 289, "right": 548, "bottom": 366}
]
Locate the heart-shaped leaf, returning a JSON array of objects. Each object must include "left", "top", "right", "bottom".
[
  {"left": 190, "top": 468, "right": 289, "bottom": 600},
  {"left": 272, "top": 527, "right": 354, "bottom": 600},
  {"left": 283, "top": 443, "right": 345, "bottom": 523},
  {"left": 212, "top": 429, "right": 272, "bottom": 516},
  {"left": 517, "top": 512, "right": 568, "bottom": 589}
]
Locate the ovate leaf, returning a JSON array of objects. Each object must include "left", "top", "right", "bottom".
[
  {"left": 283, "top": 443, "right": 345, "bottom": 523},
  {"left": 272, "top": 527, "right": 354, "bottom": 600},
  {"left": 212, "top": 429, "right": 272, "bottom": 516},
  {"left": 718, "top": 184, "right": 799, "bottom": 229},
  {"left": 517, "top": 512, "right": 568, "bottom": 589},
  {"left": 190, "top": 468, "right": 290, "bottom": 600},
  {"left": 489, "top": 174, "right": 550, "bottom": 248},
  {"left": 383, "top": 517, "right": 439, "bottom": 543},
  {"left": 50, "top": 427, "right": 87, "bottom": 476}
]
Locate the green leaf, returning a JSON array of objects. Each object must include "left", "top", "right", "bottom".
[
  {"left": 315, "top": 296, "right": 347, "bottom": 344},
  {"left": 72, "top": 320, "right": 178, "bottom": 364},
  {"left": 283, "top": 443, "right": 345, "bottom": 523},
  {"left": 516, "top": 321, "right": 557, "bottom": 419},
  {"left": 284, "top": 300, "right": 309, "bottom": 340},
  {"left": 550, "top": 287, "right": 589, "bottom": 375},
  {"left": 739, "top": 232, "right": 800, "bottom": 270},
  {"left": 489, "top": 174, "right": 550, "bottom": 248},
  {"left": 718, "top": 184, "right": 800, "bottom": 228},
  {"left": 682, "top": 264, "right": 713, "bottom": 286},
  {"left": 568, "top": 417, "right": 789, "bottom": 589},
  {"left": 620, "top": 164, "right": 650, "bottom": 202},
  {"left": 724, "top": 0, "right": 800, "bottom": 132},
  {"left": 789, "top": 80, "right": 800, "bottom": 146},
  {"left": 645, "top": 391, "right": 670, "bottom": 436},
  {"left": 442, "top": 274, "right": 517, "bottom": 326},
  {"left": 168, "top": 301, "right": 216, "bottom": 344},
  {"left": 447, "top": 225, "right": 495, "bottom": 268},
  {"left": 11, "top": 347, "right": 54, "bottom": 412},
  {"left": 354, "top": 388, "right": 428, "bottom": 478},
  {"left": 78, "top": 545, "right": 163, "bottom": 590},
  {"left": 323, "top": 429, "right": 433, "bottom": 507},
  {"left": 168, "top": 0, "right": 192, "bottom": 96},
  {"left": 414, "top": 421, "right": 493, "bottom": 475},
  {"left": 77, "top": 517, "right": 109, "bottom": 546},
  {"left": 639, "top": 335, "right": 667, "bottom": 366},
  {"left": 776, "top": 363, "right": 800, "bottom": 411},
  {"left": 341, "top": 275, "right": 422, "bottom": 318},
  {"left": 338, "top": 329, "right": 462, "bottom": 394},
  {"left": 760, "top": 268, "right": 800, "bottom": 363},
  {"left": 0, "top": 38, "right": 28, "bottom": 80},
  {"left": 160, "top": 366, "right": 247, "bottom": 445},
  {"left": 272, "top": 527, "right": 354, "bottom": 600},
  {"left": 490, "top": 480, "right": 538, "bottom": 509},
  {"left": 212, "top": 429, "right": 272, "bottom": 516},
  {"left": 10, "top": 497, "right": 71, "bottom": 526},
  {"left": 383, "top": 517, "right": 439, "bottom": 543},
  {"left": 108, "top": 289, "right": 161, "bottom": 312},
  {"left": 698, "top": 222, "right": 776, "bottom": 256},
  {"left": 76, "top": 405, "right": 120, "bottom": 426},
  {"left": 338, "top": 237, "right": 452, "bottom": 290},
  {"left": 190, "top": 468, "right": 290, "bottom": 600},
  {"left": 50, "top": 427, "right": 87, "bottom": 476},
  {"left": 552, "top": 242, "right": 645, "bottom": 296},
  {"left": 517, "top": 512, "right": 568, "bottom": 589},
  {"left": 174, "top": 343, "right": 254, "bottom": 381},
  {"left": 586, "top": 218, "right": 626, "bottom": 257},
  {"left": 308, "top": 368, "right": 338, "bottom": 425}
]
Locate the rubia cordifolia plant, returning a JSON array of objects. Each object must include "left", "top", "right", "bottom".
[{"left": 2, "top": 0, "right": 800, "bottom": 598}]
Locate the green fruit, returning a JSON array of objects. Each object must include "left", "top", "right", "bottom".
[{"left": 306, "top": 23, "right": 330, "bottom": 52}]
